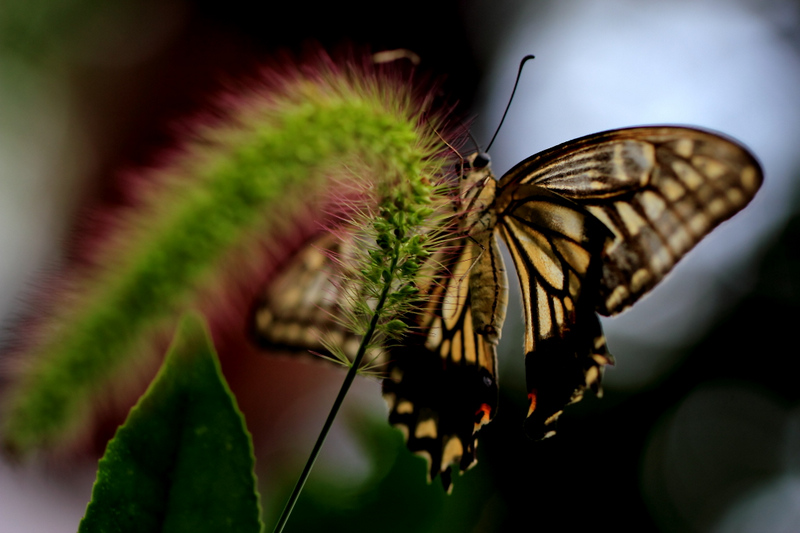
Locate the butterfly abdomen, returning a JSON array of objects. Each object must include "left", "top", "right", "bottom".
[{"left": 467, "top": 230, "right": 508, "bottom": 345}]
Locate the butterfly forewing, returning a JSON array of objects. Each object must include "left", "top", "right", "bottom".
[
  {"left": 251, "top": 233, "right": 384, "bottom": 367},
  {"left": 498, "top": 126, "right": 762, "bottom": 315}
]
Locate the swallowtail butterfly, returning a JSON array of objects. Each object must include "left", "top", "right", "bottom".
[{"left": 253, "top": 124, "right": 761, "bottom": 491}]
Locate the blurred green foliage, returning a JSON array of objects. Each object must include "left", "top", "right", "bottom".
[{"left": 0, "top": 0, "right": 127, "bottom": 62}]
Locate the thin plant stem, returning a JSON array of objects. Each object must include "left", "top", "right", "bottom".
[{"left": 272, "top": 250, "right": 399, "bottom": 533}]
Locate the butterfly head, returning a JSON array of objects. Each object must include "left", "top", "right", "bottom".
[
  {"left": 456, "top": 151, "right": 495, "bottom": 214},
  {"left": 465, "top": 151, "right": 491, "bottom": 170}
]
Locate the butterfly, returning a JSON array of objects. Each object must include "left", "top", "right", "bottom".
[{"left": 252, "top": 125, "right": 762, "bottom": 492}]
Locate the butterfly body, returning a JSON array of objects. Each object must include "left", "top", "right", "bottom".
[
  {"left": 254, "top": 125, "right": 762, "bottom": 491},
  {"left": 455, "top": 158, "right": 505, "bottom": 343}
]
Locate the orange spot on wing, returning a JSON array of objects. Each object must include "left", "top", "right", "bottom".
[
  {"left": 527, "top": 390, "right": 538, "bottom": 417},
  {"left": 474, "top": 403, "right": 492, "bottom": 431}
]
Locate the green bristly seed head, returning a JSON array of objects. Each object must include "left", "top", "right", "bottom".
[
  {"left": 320, "top": 129, "right": 451, "bottom": 371},
  {"left": 1, "top": 59, "right": 452, "bottom": 455}
]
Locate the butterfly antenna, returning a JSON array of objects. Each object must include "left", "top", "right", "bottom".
[{"left": 485, "top": 54, "right": 535, "bottom": 153}]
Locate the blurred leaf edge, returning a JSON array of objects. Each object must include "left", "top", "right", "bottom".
[{"left": 78, "top": 311, "right": 264, "bottom": 533}]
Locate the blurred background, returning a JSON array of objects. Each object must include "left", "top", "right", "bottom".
[{"left": 1, "top": 0, "right": 799, "bottom": 531}]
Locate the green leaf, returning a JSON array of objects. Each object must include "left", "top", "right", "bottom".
[{"left": 78, "top": 313, "right": 263, "bottom": 533}]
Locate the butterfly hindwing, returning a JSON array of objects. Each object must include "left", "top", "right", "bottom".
[
  {"left": 496, "top": 185, "right": 612, "bottom": 350},
  {"left": 383, "top": 238, "right": 499, "bottom": 492},
  {"left": 494, "top": 184, "right": 615, "bottom": 437}
]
